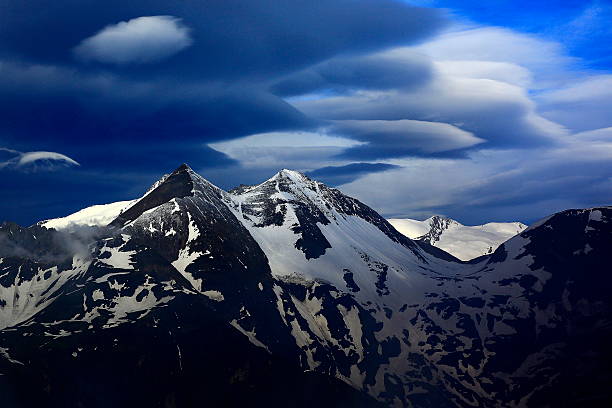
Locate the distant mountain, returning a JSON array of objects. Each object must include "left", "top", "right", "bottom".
[
  {"left": 1, "top": 164, "right": 610, "bottom": 407},
  {"left": 388, "top": 216, "right": 527, "bottom": 260}
]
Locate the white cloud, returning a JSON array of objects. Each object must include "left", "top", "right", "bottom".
[
  {"left": 537, "top": 75, "right": 612, "bottom": 132},
  {"left": 211, "top": 131, "right": 361, "bottom": 149},
  {"left": 296, "top": 75, "right": 566, "bottom": 148},
  {"left": 416, "top": 27, "right": 577, "bottom": 84},
  {"left": 339, "top": 139, "right": 612, "bottom": 223},
  {"left": 286, "top": 25, "right": 575, "bottom": 153},
  {"left": 417, "top": 26, "right": 612, "bottom": 134},
  {"left": 539, "top": 74, "right": 612, "bottom": 103},
  {"left": 572, "top": 126, "right": 612, "bottom": 141},
  {"left": 331, "top": 119, "right": 484, "bottom": 158},
  {"left": 222, "top": 23, "right": 610, "bottom": 223},
  {"left": 433, "top": 60, "right": 533, "bottom": 88},
  {"left": 0, "top": 148, "right": 80, "bottom": 171},
  {"left": 210, "top": 131, "right": 361, "bottom": 170},
  {"left": 74, "top": 16, "right": 192, "bottom": 64},
  {"left": 318, "top": 26, "right": 611, "bottom": 222},
  {"left": 18, "top": 151, "right": 80, "bottom": 167}
]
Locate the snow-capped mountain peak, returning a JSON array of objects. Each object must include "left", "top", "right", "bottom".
[
  {"left": 388, "top": 215, "right": 528, "bottom": 260},
  {"left": 273, "top": 168, "right": 309, "bottom": 181},
  {"left": 1, "top": 165, "right": 610, "bottom": 407},
  {"left": 40, "top": 164, "right": 223, "bottom": 232},
  {"left": 418, "top": 215, "right": 461, "bottom": 243},
  {"left": 109, "top": 163, "right": 224, "bottom": 229}
]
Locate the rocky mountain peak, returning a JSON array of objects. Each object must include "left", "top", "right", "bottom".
[
  {"left": 109, "top": 163, "right": 221, "bottom": 228},
  {"left": 261, "top": 168, "right": 318, "bottom": 195},
  {"left": 427, "top": 215, "right": 459, "bottom": 226},
  {"left": 273, "top": 168, "right": 309, "bottom": 181},
  {"left": 418, "top": 215, "right": 459, "bottom": 244},
  {"left": 1, "top": 164, "right": 610, "bottom": 408}
]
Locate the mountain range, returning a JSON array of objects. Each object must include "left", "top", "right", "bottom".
[
  {"left": 387, "top": 217, "right": 527, "bottom": 261},
  {"left": 1, "top": 164, "right": 610, "bottom": 407}
]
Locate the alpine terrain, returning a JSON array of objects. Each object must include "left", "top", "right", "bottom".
[
  {"left": 1, "top": 164, "right": 610, "bottom": 407},
  {"left": 387, "top": 217, "right": 527, "bottom": 261}
]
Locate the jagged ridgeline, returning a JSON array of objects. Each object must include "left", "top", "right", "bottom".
[{"left": 1, "top": 164, "right": 611, "bottom": 407}]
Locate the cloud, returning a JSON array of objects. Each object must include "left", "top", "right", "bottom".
[
  {"left": 0, "top": 148, "right": 80, "bottom": 171},
  {"left": 296, "top": 75, "right": 565, "bottom": 149},
  {"left": 74, "top": 16, "right": 192, "bottom": 64},
  {"left": 557, "top": 0, "right": 612, "bottom": 63},
  {"left": 0, "top": 0, "right": 610, "bottom": 229},
  {"left": 339, "top": 139, "right": 612, "bottom": 224},
  {"left": 0, "top": 0, "right": 445, "bottom": 174},
  {"left": 0, "top": 59, "right": 313, "bottom": 156},
  {"left": 415, "top": 27, "right": 577, "bottom": 84},
  {"left": 433, "top": 60, "right": 532, "bottom": 88},
  {"left": 306, "top": 162, "right": 401, "bottom": 186},
  {"left": 537, "top": 75, "right": 612, "bottom": 132},
  {"left": 572, "top": 126, "right": 612, "bottom": 141},
  {"left": 272, "top": 52, "right": 433, "bottom": 96},
  {"left": 209, "top": 131, "right": 361, "bottom": 174},
  {"left": 0, "top": 224, "right": 102, "bottom": 262},
  {"left": 0, "top": 0, "right": 449, "bottom": 226},
  {"left": 0, "top": 1, "right": 446, "bottom": 80},
  {"left": 296, "top": 24, "right": 611, "bottom": 224},
  {"left": 279, "top": 27, "right": 572, "bottom": 155},
  {"left": 330, "top": 119, "right": 484, "bottom": 159},
  {"left": 18, "top": 151, "right": 80, "bottom": 167},
  {"left": 565, "top": 1, "right": 612, "bottom": 38}
]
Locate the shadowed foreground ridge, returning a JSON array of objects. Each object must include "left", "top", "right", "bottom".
[{"left": 1, "top": 164, "right": 610, "bottom": 407}]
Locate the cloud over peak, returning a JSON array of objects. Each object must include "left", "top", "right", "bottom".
[
  {"left": 74, "top": 16, "right": 192, "bottom": 64},
  {"left": 0, "top": 148, "right": 80, "bottom": 171}
]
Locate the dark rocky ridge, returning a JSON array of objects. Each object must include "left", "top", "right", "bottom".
[{"left": 110, "top": 164, "right": 199, "bottom": 228}]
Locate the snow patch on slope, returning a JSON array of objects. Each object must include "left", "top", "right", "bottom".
[
  {"left": 41, "top": 200, "right": 136, "bottom": 230},
  {"left": 171, "top": 212, "right": 206, "bottom": 291}
]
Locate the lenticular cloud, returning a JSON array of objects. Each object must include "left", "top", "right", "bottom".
[
  {"left": 0, "top": 148, "right": 80, "bottom": 171},
  {"left": 74, "top": 16, "right": 192, "bottom": 64}
]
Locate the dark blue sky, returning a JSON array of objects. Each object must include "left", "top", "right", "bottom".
[{"left": 1, "top": 0, "right": 611, "bottom": 226}]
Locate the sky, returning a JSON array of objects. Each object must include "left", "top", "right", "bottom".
[{"left": 1, "top": 0, "right": 611, "bottom": 226}]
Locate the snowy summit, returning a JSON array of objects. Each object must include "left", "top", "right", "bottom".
[{"left": 387, "top": 216, "right": 527, "bottom": 261}]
